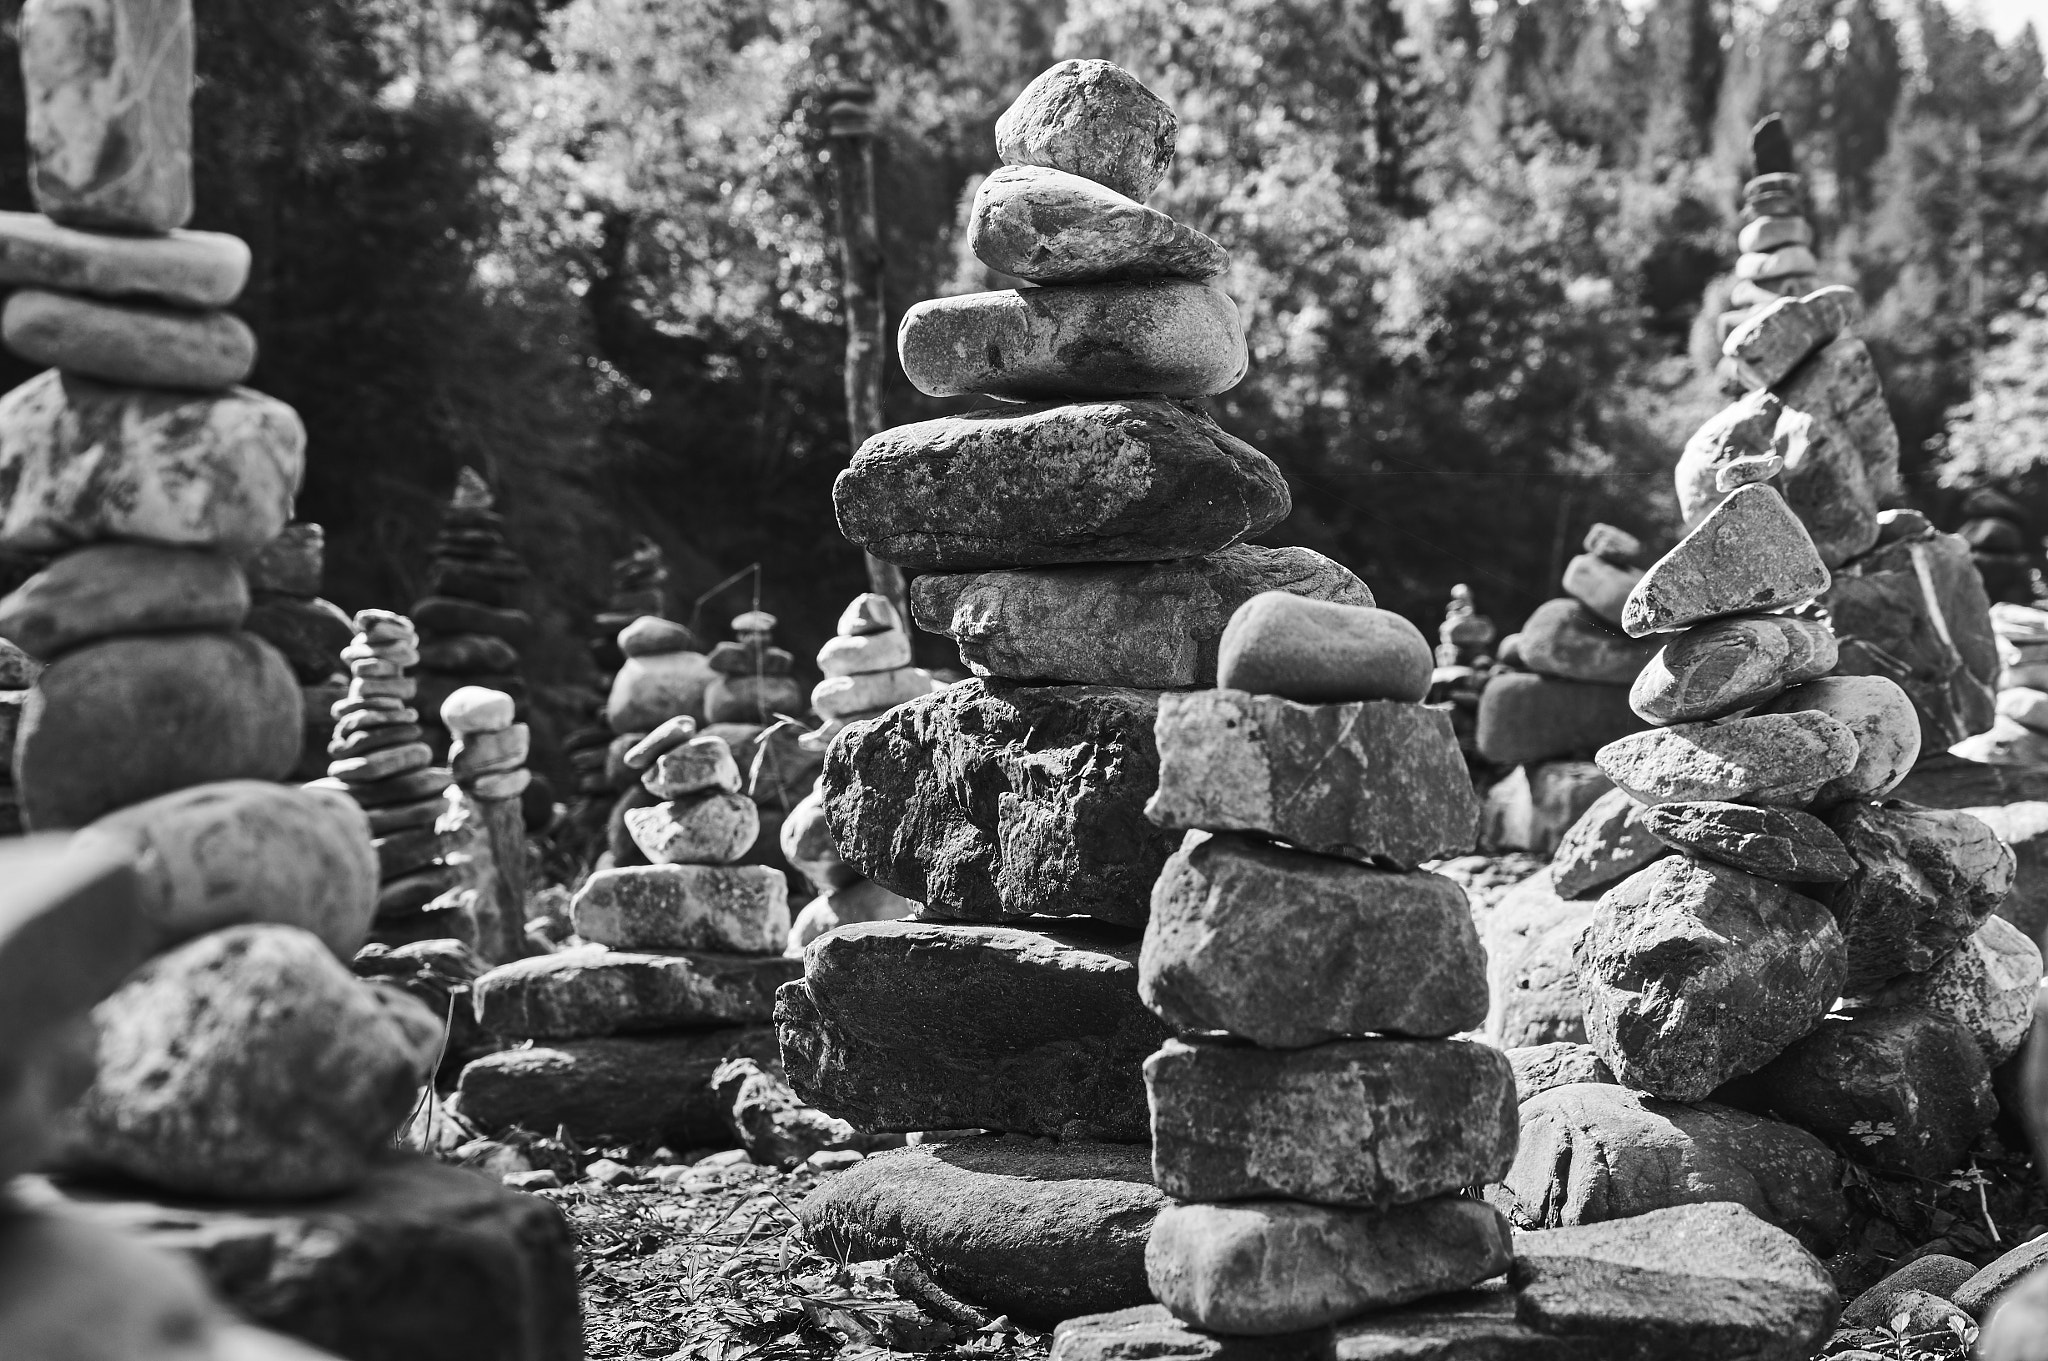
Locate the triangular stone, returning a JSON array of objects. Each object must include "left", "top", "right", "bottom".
[{"left": 1621, "top": 485, "right": 1828, "bottom": 637}]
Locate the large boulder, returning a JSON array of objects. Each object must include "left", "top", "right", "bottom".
[{"left": 1825, "top": 801, "right": 2013, "bottom": 992}]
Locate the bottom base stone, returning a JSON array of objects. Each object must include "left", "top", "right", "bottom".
[
  {"left": 1053, "top": 1306, "right": 1336, "bottom": 1360},
  {"left": 53, "top": 1155, "right": 580, "bottom": 1361}
]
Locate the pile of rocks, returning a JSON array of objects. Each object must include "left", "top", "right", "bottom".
[
  {"left": 409, "top": 467, "right": 531, "bottom": 754},
  {"left": 704, "top": 609, "right": 804, "bottom": 726},
  {"left": 701, "top": 608, "right": 827, "bottom": 860},
  {"left": 559, "top": 540, "right": 674, "bottom": 861},
  {"left": 815, "top": 590, "right": 938, "bottom": 751},
  {"left": 240, "top": 522, "right": 355, "bottom": 780},
  {"left": 1425, "top": 583, "right": 1495, "bottom": 762}
]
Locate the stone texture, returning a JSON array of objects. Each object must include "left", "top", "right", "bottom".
[
  {"left": 1142, "top": 831, "right": 1487, "bottom": 1045},
  {"left": 1148, "top": 689, "right": 1478, "bottom": 870},
  {"left": 0, "top": 541, "right": 248, "bottom": 658},
  {"left": 623, "top": 790, "right": 757, "bottom": 865},
  {"left": 1593, "top": 710, "right": 1858, "bottom": 807},
  {"left": 1577, "top": 856, "right": 1847, "bottom": 1101},
  {"left": 1480, "top": 760, "right": 1614, "bottom": 858},
  {"left": 1560, "top": 554, "right": 1642, "bottom": 626},
  {"left": 0, "top": 209, "right": 246, "bottom": 306},
  {"left": 1778, "top": 335, "right": 1901, "bottom": 500},
  {"left": 1552, "top": 787, "right": 1668, "bottom": 900},
  {"left": 1215, "top": 595, "right": 1433, "bottom": 703},
  {"left": 912, "top": 544, "right": 1370, "bottom": 689},
  {"left": 452, "top": 1026, "right": 779, "bottom": 1146},
  {"left": 1054, "top": 1306, "right": 1334, "bottom": 1361},
  {"left": 16, "top": 629, "right": 300, "bottom": 828},
  {"left": 822, "top": 680, "right": 1173, "bottom": 925},
  {"left": 1475, "top": 672, "right": 1647, "bottom": 766},
  {"left": 1490, "top": 1082, "right": 1847, "bottom": 1248},
  {"left": 1516, "top": 599, "right": 1660, "bottom": 685},
  {"left": 1853, "top": 914, "right": 2043, "bottom": 1066},
  {"left": 4, "top": 288, "right": 255, "bottom": 388},
  {"left": 1638, "top": 801, "right": 1854, "bottom": 883},
  {"left": 1723, "top": 285, "right": 1861, "bottom": 390},
  {"left": 571, "top": 863, "right": 790, "bottom": 954},
  {"left": 1145, "top": 1036, "right": 1518, "bottom": 1207},
  {"left": 835, "top": 398, "right": 1289, "bottom": 571},
  {"left": 1506, "top": 1042, "right": 1615, "bottom": 1100},
  {"left": 778, "top": 919, "right": 1167, "bottom": 1141},
  {"left": 1146, "top": 1197, "right": 1513, "bottom": 1336},
  {"left": 1762, "top": 675, "right": 1919, "bottom": 803},
  {"left": 901, "top": 280, "right": 1245, "bottom": 400},
  {"left": 642, "top": 734, "right": 740, "bottom": 799},
  {"left": 470, "top": 946, "right": 798, "bottom": 1039},
  {"left": 606, "top": 650, "right": 715, "bottom": 732},
  {"left": 1621, "top": 485, "right": 1829, "bottom": 636},
  {"left": 1476, "top": 869, "right": 1595, "bottom": 1047},
  {"left": 800, "top": 1137, "right": 1164, "bottom": 1325},
  {"left": 57, "top": 924, "right": 441, "bottom": 1198},
  {"left": 1840, "top": 1254, "right": 1979, "bottom": 1326},
  {"left": 995, "top": 59, "right": 1177, "bottom": 202},
  {"left": 1753, "top": 1005, "right": 1998, "bottom": 1178},
  {"left": 1825, "top": 801, "right": 2013, "bottom": 992},
  {"left": 1628, "top": 614, "right": 1837, "bottom": 725},
  {"left": 1768, "top": 405, "right": 1882, "bottom": 568},
  {"left": 1955, "top": 1233, "right": 2048, "bottom": 1317},
  {"left": 971, "top": 164, "right": 1225, "bottom": 284},
  {"left": 810, "top": 666, "right": 939, "bottom": 718}
]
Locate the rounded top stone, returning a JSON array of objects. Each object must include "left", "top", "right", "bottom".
[
  {"left": 441, "top": 686, "right": 515, "bottom": 734},
  {"left": 838, "top": 591, "right": 901, "bottom": 637},
  {"left": 995, "top": 60, "right": 1177, "bottom": 202},
  {"left": 618, "top": 615, "right": 699, "bottom": 657},
  {"left": 1216, "top": 593, "right": 1432, "bottom": 704}
]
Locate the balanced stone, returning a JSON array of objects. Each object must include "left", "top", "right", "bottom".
[
  {"left": 1769, "top": 406, "right": 1881, "bottom": 568},
  {"left": 1738, "top": 215, "right": 1812, "bottom": 253},
  {"left": 1146, "top": 1197, "right": 1513, "bottom": 1336},
  {"left": 971, "top": 164, "right": 1226, "bottom": 284},
  {"left": 0, "top": 210, "right": 246, "bottom": 306},
  {"left": 470, "top": 946, "right": 798, "bottom": 1039},
  {"left": 416, "top": 634, "right": 516, "bottom": 673},
  {"left": 1552, "top": 787, "right": 1667, "bottom": 899},
  {"left": 1145, "top": 1036, "right": 1517, "bottom": 1207},
  {"left": 618, "top": 615, "right": 697, "bottom": 655},
  {"left": 0, "top": 542, "right": 248, "bottom": 659},
  {"left": 623, "top": 790, "right": 757, "bottom": 864},
  {"left": 1517, "top": 599, "right": 1660, "bottom": 685},
  {"left": 1141, "top": 831, "right": 1486, "bottom": 1045},
  {"left": 1055, "top": 1306, "right": 1335, "bottom": 1360},
  {"left": 1474, "top": 672, "right": 1646, "bottom": 766},
  {"left": 449, "top": 722, "right": 527, "bottom": 776},
  {"left": 1761, "top": 675, "right": 1918, "bottom": 803},
  {"left": 817, "top": 627, "right": 910, "bottom": 676},
  {"left": 1214, "top": 594, "right": 1432, "bottom": 703},
  {"left": 1594, "top": 710, "right": 1858, "bottom": 806},
  {"left": 1621, "top": 485, "right": 1829, "bottom": 636},
  {"left": 1639, "top": 801, "right": 1854, "bottom": 882},
  {"left": 1577, "top": 856, "right": 1846, "bottom": 1101},
  {"left": 777, "top": 919, "right": 1169, "bottom": 1140},
  {"left": 810, "top": 665, "right": 936, "bottom": 718},
  {"left": 1479, "top": 870, "right": 1596, "bottom": 1046},
  {"left": 900, "top": 280, "right": 1245, "bottom": 400},
  {"left": 913, "top": 544, "right": 1369, "bottom": 689},
  {"left": 1736, "top": 245, "right": 1816, "bottom": 279},
  {"left": 1628, "top": 614, "right": 1837, "bottom": 725},
  {"left": 1853, "top": 914, "right": 2043, "bottom": 1067},
  {"left": 571, "top": 864, "right": 790, "bottom": 955},
  {"left": 330, "top": 741, "right": 431, "bottom": 784},
  {"left": 995, "top": 59, "right": 1177, "bottom": 202},
  {"left": 16, "top": 630, "right": 300, "bottom": 828},
  {"left": 1148, "top": 689, "right": 1478, "bottom": 869},
  {"left": 345, "top": 764, "right": 451, "bottom": 809},
  {"left": 623, "top": 714, "right": 698, "bottom": 768},
  {"left": 3, "top": 289, "right": 255, "bottom": 388},
  {"left": 1825, "top": 801, "right": 2013, "bottom": 991},
  {"left": 835, "top": 397, "right": 1289, "bottom": 571},
  {"left": 1724, "top": 285, "right": 1861, "bottom": 390},
  {"left": 642, "top": 734, "right": 740, "bottom": 799}
]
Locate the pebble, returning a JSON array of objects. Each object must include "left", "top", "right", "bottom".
[
  {"left": 1761, "top": 675, "right": 1918, "bottom": 803},
  {"left": 1623, "top": 485, "right": 1830, "bottom": 636},
  {"left": 995, "top": 59, "right": 1177, "bottom": 201},
  {"left": 1640, "top": 800, "right": 1855, "bottom": 882},
  {"left": 1214, "top": 593, "right": 1432, "bottom": 702},
  {"left": 1629, "top": 614, "right": 1837, "bottom": 724},
  {"left": 622, "top": 790, "right": 758, "bottom": 865},
  {"left": 1594, "top": 709, "right": 1860, "bottom": 806},
  {"left": 0, "top": 209, "right": 247, "bottom": 306},
  {"left": 0, "top": 541, "right": 248, "bottom": 659},
  {"left": 3, "top": 288, "right": 256, "bottom": 388},
  {"left": 642, "top": 734, "right": 741, "bottom": 799},
  {"left": 440, "top": 684, "right": 515, "bottom": 734},
  {"left": 970, "top": 164, "right": 1226, "bottom": 284},
  {"left": 618, "top": 615, "right": 698, "bottom": 657}
]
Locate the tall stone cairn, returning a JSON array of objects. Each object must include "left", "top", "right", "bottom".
[
  {"left": 409, "top": 467, "right": 533, "bottom": 760},
  {"left": 239, "top": 521, "right": 355, "bottom": 781}
]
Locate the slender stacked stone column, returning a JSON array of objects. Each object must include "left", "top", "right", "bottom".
[
  {"left": 446, "top": 684, "right": 533, "bottom": 964},
  {"left": 410, "top": 467, "right": 533, "bottom": 760},
  {"left": 1711, "top": 113, "right": 1818, "bottom": 373}
]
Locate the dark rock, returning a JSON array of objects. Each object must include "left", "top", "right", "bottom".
[
  {"left": 1826, "top": 801, "right": 2013, "bottom": 992},
  {"left": 470, "top": 948, "right": 798, "bottom": 1039},
  {"left": 1640, "top": 801, "right": 1855, "bottom": 882},
  {"left": 1955, "top": 1233, "right": 2048, "bottom": 1317},
  {"left": 1893, "top": 754, "right": 2048, "bottom": 808},
  {"left": 1475, "top": 673, "right": 1647, "bottom": 766},
  {"left": 1516, "top": 599, "right": 1661, "bottom": 685},
  {"left": 243, "top": 595, "right": 354, "bottom": 683},
  {"left": 1505, "top": 1042, "right": 1614, "bottom": 1101},
  {"left": 1841, "top": 1254, "right": 1978, "bottom": 1325},
  {"left": 412, "top": 596, "right": 535, "bottom": 647},
  {"left": 1552, "top": 788, "right": 1667, "bottom": 900},
  {"left": 418, "top": 633, "right": 520, "bottom": 675}
]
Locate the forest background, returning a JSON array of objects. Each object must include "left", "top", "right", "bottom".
[{"left": 0, "top": 0, "right": 2042, "bottom": 735}]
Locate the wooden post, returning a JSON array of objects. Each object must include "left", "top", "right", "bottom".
[{"left": 824, "top": 81, "right": 910, "bottom": 628}]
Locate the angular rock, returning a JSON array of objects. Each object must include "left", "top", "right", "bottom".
[
  {"left": 1475, "top": 672, "right": 1646, "bottom": 766},
  {"left": 1723, "top": 285, "right": 1861, "bottom": 390},
  {"left": 1851, "top": 915, "right": 2043, "bottom": 1067},
  {"left": 1768, "top": 405, "right": 1882, "bottom": 568},
  {"left": 1629, "top": 614, "right": 1837, "bottom": 725},
  {"left": 1476, "top": 869, "right": 1595, "bottom": 1047},
  {"left": 470, "top": 946, "right": 798, "bottom": 1039},
  {"left": 801, "top": 1137, "right": 1165, "bottom": 1325},
  {"left": 1215, "top": 595, "right": 1432, "bottom": 703},
  {"left": 1147, "top": 1197, "right": 1513, "bottom": 1336},
  {"left": 4, "top": 289, "right": 255, "bottom": 389},
  {"left": 995, "top": 59, "right": 1177, "bottom": 202},
  {"left": 1577, "top": 856, "right": 1847, "bottom": 1101},
  {"left": 0, "top": 541, "right": 248, "bottom": 660},
  {"left": 1055, "top": 1305, "right": 1334, "bottom": 1360},
  {"left": 1621, "top": 485, "right": 1829, "bottom": 636},
  {"left": 971, "top": 164, "right": 1225, "bottom": 285},
  {"left": 1141, "top": 831, "right": 1487, "bottom": 1045},
  {"left": 1517, "top": 599, "right": 1660, "bottom": 685},
  {"left": 623, "top": 790, "right": 757, "bottom": 865},
  {"left": 823, "top": 680, "right": 1174, "bottom": 925},
  {"left": 835, "top": 398, "right": 1289, "bottom": 571},
  {"left": 778, "top": 919, "right": 1168, "bottom": 1140},
  {"left": 711, "top": 1056, "right": 855, "bottom": 1167},
  {"left": 901, "top": 280, "right": 1245, "bottom": 400},
  {"left": 1145, "top": 1036, "right": 1518, "bottom": 1207},
  {"left": 1638, "top": 801, "right": 1854, "bottom": 883},
  {"left": 17, "top": 630, "right": 300, "bottom": 828},
  {"left": 0, "top": 209, "right": 246, "bottom": 307},
  {"left": 0, "top": 371, "right": 302, "bottom": 553},
  {"left": 1761, "top": 675, "right": 1918, "bottom": 803},
  {"left": 1594, "top": 710, "right": 1858, "bottom": 807},
  {"left": 1148, "top": 689, "right": 1478, "bottom": 869},
  {"left": 1490, "top": 1083, "right": 1846, "bottom": 1248},
  {"left": 1778, "top": 335, "right": 1900, "bottom": 499},
  {"left": 913, "top": 544, "right": 1370, "bottom": 689},
  {"left": 1505, "top": 1042, "right": 1615, "bottom": 1101},
  {"left": 1753, "top": 1005, "right": 1998, "bottom": 1178},
  {"left": 1552, "top": 788, "right": 1667, "bottom": 900},
  {"left": 1826, "top": 801, "right": 2013, "bottom": 991}
]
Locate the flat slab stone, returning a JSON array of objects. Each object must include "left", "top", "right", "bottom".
[
  {"left": 1551, "top": 787, "right": 1666, "bottom": 900},
  {"left": 1475, "top": 672, "right": 1646, "bottom": 766},
  {"left": 800, "top": 1137, "right": 1164, "bottom": 1326},
  {"left": 470, "top": 946, "right": 798, "bottom": 1039},
  {"left": 0, "top": 209, "right": 246, "bottom": 307},
  {"left": 1141, "top": 831, "right": 1486, "bottom": 1045},
  {"left": 1825, "top": 801, "right": 2013, "bottom": 992},
  {"left": 777, "top": 919, "right": 1167, "bottom": 1140},
  {"left": 1628, "top": 614, "right": 1837, "bottom": 725},
  {"left": 834, "top": 398, "right": 1289, "bottom": 571},
  {"left": 569, "top": 863, "right": 789, "bottom": 954},
  {"left": 1639, "top": 801, "right": 1855, "bottom": 883},
  {"left": 1516, "top": 599, "right": 1660, "bottom": 685},
  {"left": 63, "top": 1155, "right": 580, "bottom": 1361},
  {"left": 1055, "top": 1305, "right": 1335, "bottom": 1360},
  {"left": 1621, "top": 485, "right": 1829, "bottom": 636},
  {"left": 1147, "top": 690, "right": 1478, "bottom": 870},
  {"left": 1593, "top": 710, "right": 1858, "bottom": 807},
  {"left": 0, "top": 541, "right": 250, "bottom": 659},
  {"left": 821, "top": 680, "right": 1173, "bottom": 925},
  {"left": 970, "top": 165, "right": 1226, "bottom": 285},
  {"left": 912, "top": 545, "right": 1370, "bottom": 689},
  {"left": 1145, "top": 1036, "right": 1517, "bottom": 1208},
  {"left": 1954, "top": 1232, "right": 2048, "bottom": 1316}
]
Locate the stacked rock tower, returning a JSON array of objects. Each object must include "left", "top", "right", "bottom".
[
  {"left": 409, "top": 467, "right": 532, "bottom": 757},
  {"left": 239, "top": 522, "right": 355, "bottom": 780},
  {"left": 807, "top": 590, "right": 938, "bottom": 750},
  {"left": 1710, "top": 113, "right": 1818, "bottom": 367}
]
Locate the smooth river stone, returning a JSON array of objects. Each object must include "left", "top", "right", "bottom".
[
  {"left": 1639, "top": 801, "right": 1855, "bottom": 883},
  {"left": 16, "top": 630, "right": 300, "bottom": 828},
  {"left": 641, "top": 734, "right": 740, "bottom": 799},
  {"left": 1593, "top": 710, "right": 1858, "bottom": 807},
  {"left": 1516, "top": 598, "right": 1660, "bottom": 685},
  {"left": 1141, "top": 831, "right": 1488, "bottom": 1046},
  {"left": 816, "top": 627, "right": 910, "bottom": 677},
  {"left": 469, "top": 946, "right": 798, "bottom": 1039},
  {"left": 1561, "top": 554, "right": 1642, "bottom": 626},
  {"left": 0, "top": 542, "right": 248, "bottom": 659},
  {"left": 1577, "top": 856, "right": 1846, "bottom": 1101},
  {"left": 970, "top": 164, "right": 1226, "bottom": 284},
  {"left": 1145, "top": 1036, "right": 1518, "bottom": 1207},
  {"left": 1629, "top": 614, "right": 1836, "bottom": 725},
  {"left": 900, "top": 280, "right": 1245, "bottom": 401},
  {"left": 1825, "top": 801, "right": 2014, "bottom": 992},
  {"left": 1215, "top": 595, "right": 1432, "bottom": 703},
  {"left": 1621, "top": 485, "right": 1829, "bottom": 637},
  {"left": 995, "top": 59, "right": 1177, "bottom": 202},
  {"left": 1474, "top": 672, "right": 1646, "bottom": 766},
  {"left": 1148, "top": 690, "right": 1480, "bottom": 870},
  {"left": 1760, "top": 675, "right": 1919, "bottom": 803},
  {"left": 21, "top": 0, "right": 193, "bottom": 231},
  {"left": 0, "top": 371, "right": 303, "bottom": 553},
  {"left": 835, "top": 398, "right": 1289, "bottom": 571},
  {"left": 4, "top": 289, "right": 255, "bottom": 389},
  {"left": 570, "top": 863, "right": 790, "bottom": 955},
  {"left": 0, "top": 210, "right": 247, "bottom": 307},
  {"left": 912, "top": 544, "right": 1370, "bottom": 689}
]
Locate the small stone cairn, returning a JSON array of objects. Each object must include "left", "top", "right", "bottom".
[
  {"left": 804, "top": 590, "right": 939, "bottom": 751},
  {"left": 701, "top": 608, "right": 827, "bottom": 858},
  {"left": 410, "top": 467, "right": 534, "bottom": 761},
  {"left": 1424, "top": 583, "right": 1493, "bottom": 759},
  {"left": 446, "top": 683, "right": 534, "bottom": 963},
  {"left": 240, "top": 521, "right": 355, "bottom": 780},
  {"left": 1709, "top": 113, "right": 1819, "bottom": 369},
  {"left": 560, "top": 539, "right": 673, "bottom": 860}
]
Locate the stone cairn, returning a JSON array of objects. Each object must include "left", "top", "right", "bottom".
[
  {"left": 240, "top": 521, "right": 355, "bottom": 781},
  {"left": 603, "top": 613, "right": 715, "bottom": 862},
  {"left": 409, "top": 466, "right": 532, "bottom": 758},
  {"left": 446, "top": 683, "right": 534, "bottom": 964},
  {"left": 700, "top": 607, "right": 826, "bottom": 866},
  {"left": 1708, "top": 113, "right": 1818, "bottom": 367},
  {"left": 560, "top": 538, "right": 674, "bottom": 862},
  {"left": 1424, "top": 582, "right": 1493, "bottom": 764}
]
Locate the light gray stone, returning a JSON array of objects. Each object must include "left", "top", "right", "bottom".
[
  {"left": 469, "top": 946, "right": 799, "bottom": 1039},
  {"left": 1551, "top": 787, "right": 1667, "bottom": 900},
  {"left": 570, "top": 863, "right": 790, "bottom": 954},
  {"left": 970, "top": 164, "right": 1225, "bottom": 284},
  {"left": 1216, "top": 595, "right": 1432, "bottom": 703},
  {"left": 1638, "top": 800, "right": 1855, "bottom": 882},
  {"left": 1826, "top": 801, "right": 2014, "bottom": 992},
  {"left": 1629, "top": 614, "right": 1837, "bottom": 725},
  {"left": 1723, "top": 285, "right": 1861, "bottom": 390},
  {"left": 1761, "top": 675, "right": 1919, "bottom": 803},
  {"left": 4, "top": 289, "right": 255, "bottom": 389},
  {"left": 641, "top": 734, "right": 740, "bottom": 799},
  {"left": 1595, "top": 710, "right": 1859, "bottom": 807},
  {"left": 1476, "top": 868, "right": 1594, "bottom": 1047},
  {"left": 0, "top": 209, "right": 246, "bottom": 306},
  {"left": 1505, "top": 1042, "right": 1614, "bottom": 1101},
  {"left": 623, "top": 790, "right": 757, "bottom": 864},
  {"left": 996, "top": 59, "right": 1177, "bottom": 201},
  {"left": 1778, "top": 334, "right": 1900, "bottom": 500}
]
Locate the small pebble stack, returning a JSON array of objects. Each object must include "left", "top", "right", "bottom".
[
  {"left": 445, "top": 684, "right": 532, "bottom": 963},
  {"left": 602, "top": 613, "right": 716, "bottom": 865},
  {"left": 560, "top": 540, "right": 675, "bottom": 861},
  {"left": 805, "top": 590, "right": 938, "bottom": 750},
  {"left": 1423, "top": 583, "right": 1494, "bottom": 761},
  {"left": 238, "top": 523, "right": 354, "bottom": 780},
  {"left": 1714, "top": 113, "right": 1818, "bottom": 368},
  {"left": 704, "top": 609, "right": 806, "bottom": 725},
  {"left": 409, "top": 467, "right": 534, "bottom": 762}
]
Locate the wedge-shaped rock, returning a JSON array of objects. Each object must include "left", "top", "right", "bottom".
[
  {"left": 1723, "top": 285, "right": 1861, "bottom": 389},
  {"left": 1517, "top": 599, "right": 1660, "bottom": 685},
  {"left": 1825, "top": 801, "right": 2013, "bottom": 991},
  {"left": 995, "top": 59, "right": 1177, "bottom": 201},
  {"left": 1630, "top": 614, "right": 1836, "bottom": 725},
  {"left": 1778, "top": 334, "right": 1899, "bottom": 498},
  {"left": 1578, "top": 857, "right": 1846, "bottom": 1101},
  {"left": 835, "top": 398, "right": 1289, "bottom": 571},
  {"left": 1475, "top": 673, "right": 1646, "bottom": 766},
  {"left": 1673, "top": 389, "right": 1778, "bottom": 524},
  {"left": 822, "top": 680, "right": 1172, "bottom": 924},
  {"left": 900, "top": 280, "right": 1245, "bottom": 400},
  {"left": 1621, "top": 485, "right": 1828, "bottom": 636},
  {"left": 1639, "top": 801, "right": 1854, "bottom": 883},
  {"left": 912, "top": 544, "right": 1369, "bottom": 688},
  {"left": 570, "top": 863, "right": 790, "bottom": 954},
  {"left": 470, "top": 946, "right": 798, "bottom": 1039},
  {"left": 1147, "top": 1197, "right": 1513, "bottom": 1336},
  {"left": 971, "top": 164, "right": 1226, "bottom": 284},
  {"left": 1141, "top": 831, "right": 1487, "bottom": 1046},
  {"left": 778, "top": 920, "right": 1168, "bottom": 1140},
  {"left": 1552, "top": 788, "right": 1666, "bottom": 900},
  {"left": 1595, "top": 710, "right": 1857, "bottom": 807},
  {"left": 1490, "top": 1083, "right": 1846, "bottom": 1248},
  {"left": 1148, "top": 690, "right": 1477, "bottom": 869},
  {"left": 1853, "top": 915, "right": 2043, "bottom": 1068},
  {"left": 1144, "top": 1036, "right": 1517, "bottom": 1207},
  {"left": 1774, "top": 405, "right": 1881, "bottom": 567},
  {"left": 1761, "top": 675, "right": 1918, "bottom": 802}
]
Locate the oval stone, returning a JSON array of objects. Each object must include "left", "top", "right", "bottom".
[
  {"left": 0, "top": 210, "right": 248, "bottom": 307},
  {"left": 1215, "top": 594, "right": 1432, "bottom": 703},
  {"left": 3, "top": 289, "right": 256, "bottom": 389},
  {"left": 970, "top": 165, "right": 1225, "bottom": 285},
  {"left": 995, "top": 59, "right": 1176, "bottom": 201},
  {"left": 0, "top": 543, "right": 248, "bottom": 659},
  {"left": 1630, "top": 615, "right": 1836, "bottom": 725},
  {"left": 1762, "top": 675, "right": 1919, "bottom": 804}
]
